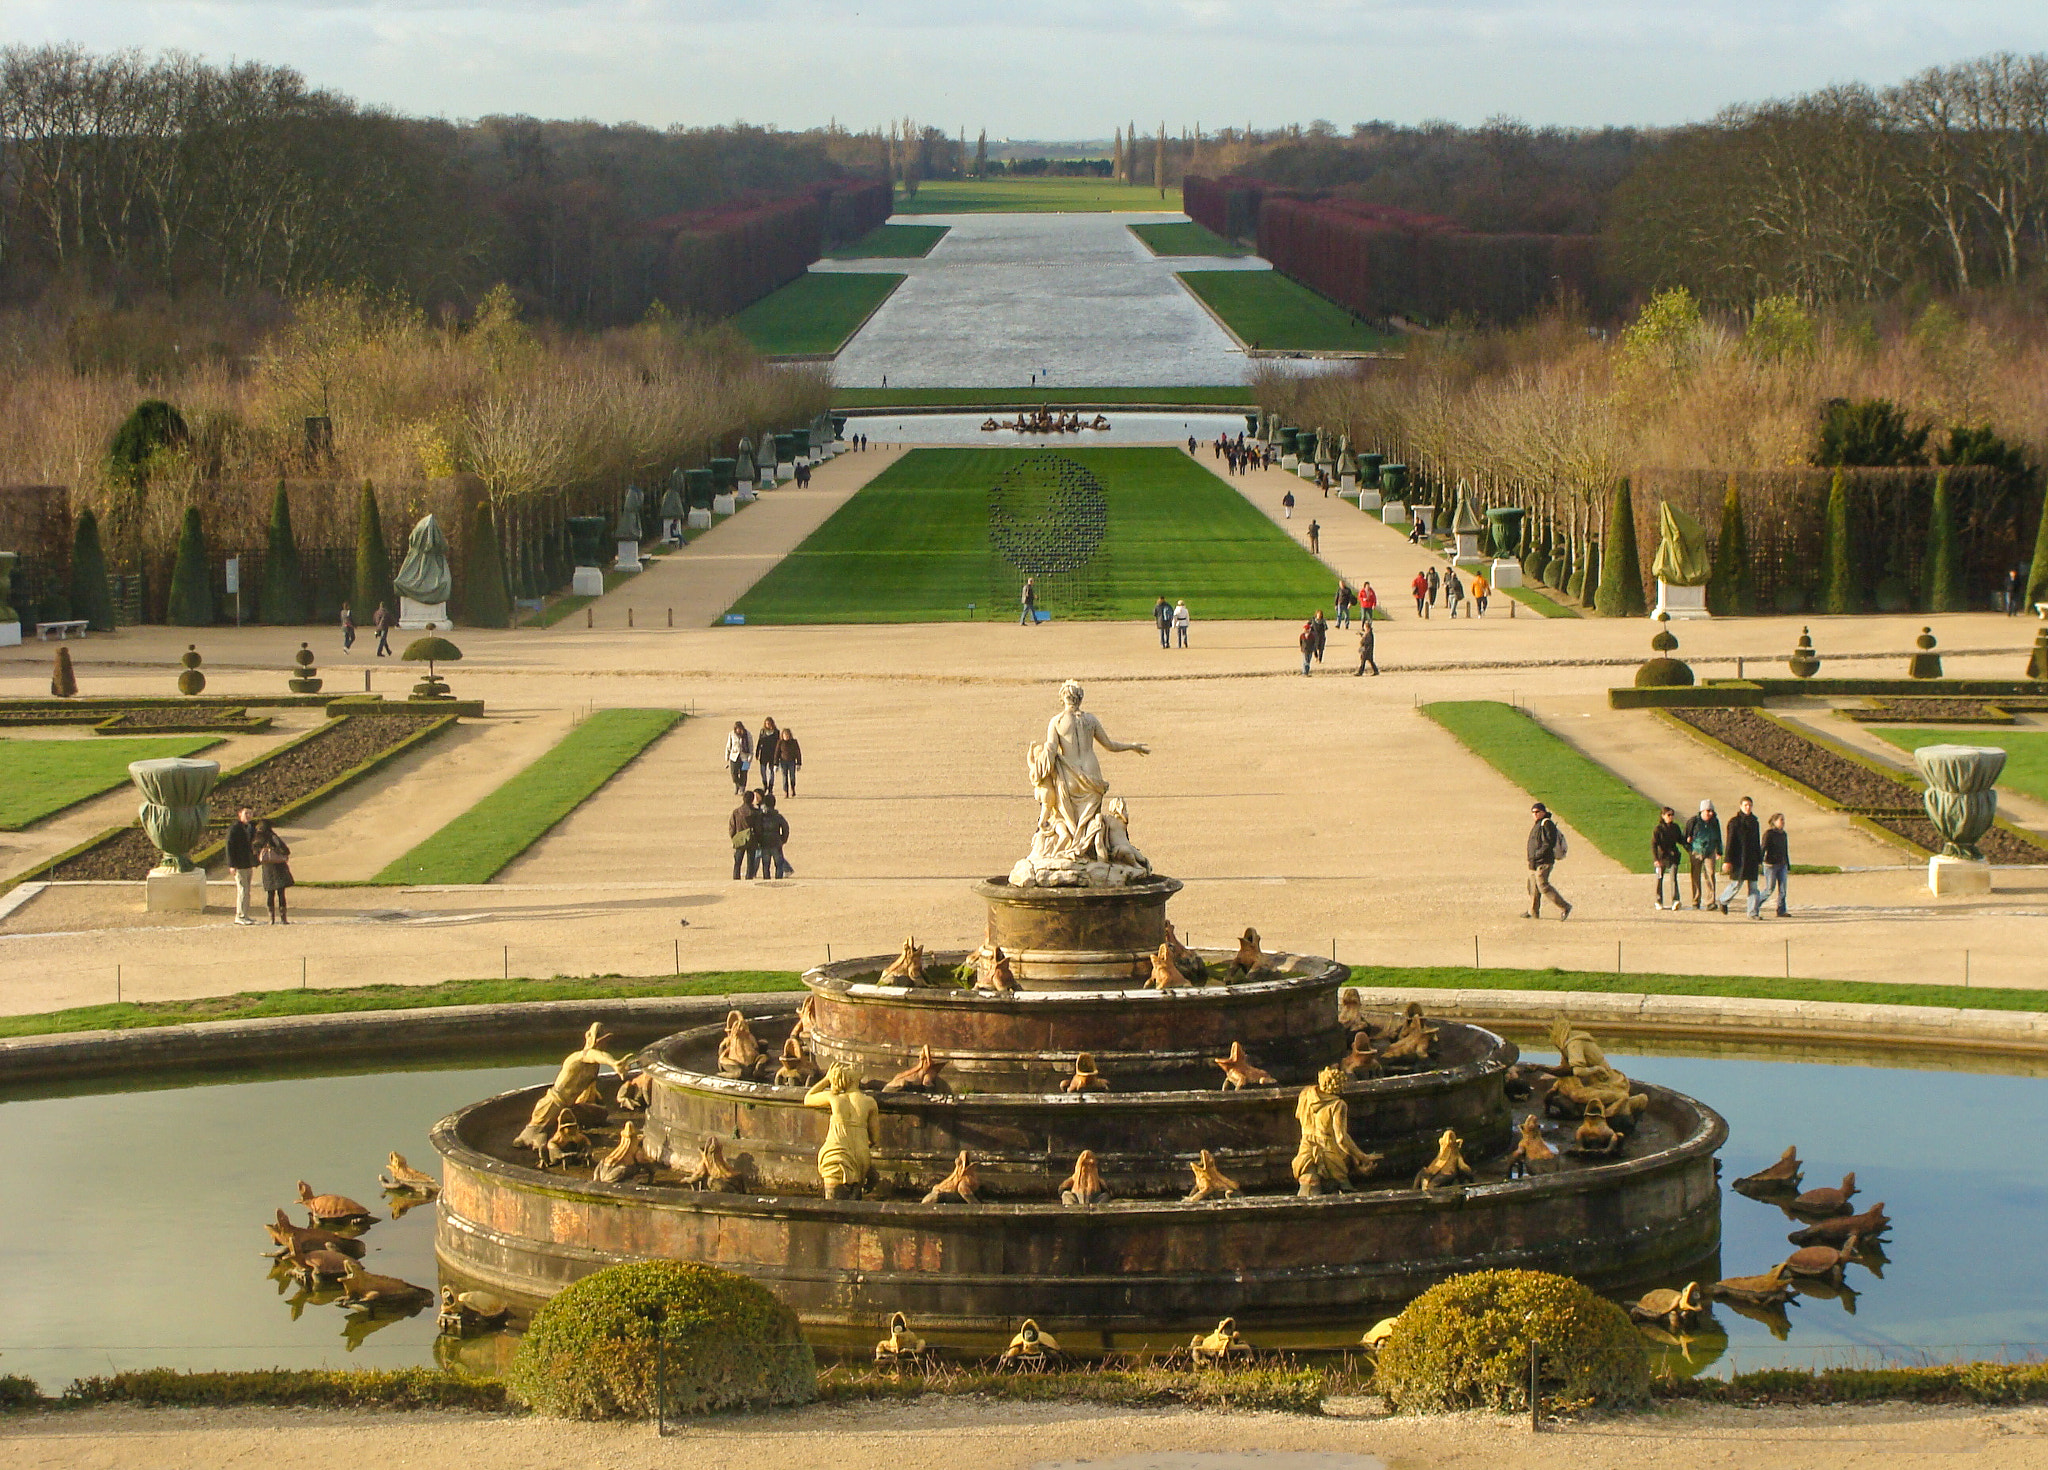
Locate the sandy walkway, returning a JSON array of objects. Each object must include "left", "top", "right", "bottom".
[{"left": 5, "top": 1398, "right": 2047, "bottom": 1470}]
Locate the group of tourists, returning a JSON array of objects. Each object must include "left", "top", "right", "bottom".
[
  {"left": 1523, "top": 796, "right": 1792, "bottom": 922},
  {"left": 1150, "top": 596, "right": 1192, "bottom": 648},
  {"left": 1408, "top": 566, "right": 1491, "bottom": 618},
  {"left": 725, "top": 718, "right": 802, "bottom": 797},
  {"left": 1209, "top": 432, "right": 1265, "bottom": 476},
  {"left": 225, "top": 805, "right": 295, "bottom": 924},
  {"left": 724, "top": 717, "right": 801, "bottom": 881}
]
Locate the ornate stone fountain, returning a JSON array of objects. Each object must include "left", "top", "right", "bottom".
[{"left": 432, "top": 685, "right": 1724, "bottom": 1347}]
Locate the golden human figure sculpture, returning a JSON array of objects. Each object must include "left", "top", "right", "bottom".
[
  {"left": 1291, "top": 1065, "right": 1381, "bottom": 1195},
  {"left": 805, "top": 1062, "right": 880, "bottom": 1199},
  {"left": 1545, "top": 1017, "right": 1648, "bottom": 1118},
  {"left": 515, "top": 1022, "right": 625, "bottom": 1149}
]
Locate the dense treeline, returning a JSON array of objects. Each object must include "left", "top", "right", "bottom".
[{"left": 0, "top": 44, "right": 890, "bottom": 325}]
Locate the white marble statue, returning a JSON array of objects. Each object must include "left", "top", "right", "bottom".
[{"left": 1011, "top": 680, "right": 1152, "bottom": 888}]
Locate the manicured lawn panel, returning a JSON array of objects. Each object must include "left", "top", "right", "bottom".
[
  {"left": 892, "top": 179, "right": 1164, "bottom": 213},
  {"left": 726, "top": 446, "right": 1333, "bottom": 624},
  {"left": 0, "top": 735, "right": 223, "bottom": 829},
  {"left": 834, "top": 387, "right": 1255, "bottom": 409},
  {"left": 733, "top": 272, "right": 904, "bottom": 355},
  {"left": 1343, "top": 964, "right": 2048, "bottom": 1015},
  {"left": 829, "top": 224, "right": 949, "bottom": 258},
  {"left": 1872, "top": 727, "right": 2048, "bottom": 805},
  {"left": 373, "top": 709, "right": 681, "bottom": 884},
  {"left": 1504, "top": 585, "right": 1582, "bottom": 619},
  {"left": 1128, "top": 222, "right": 1246, "bottom": 256},
  {"left": 1422, "top": 701, "right": 1662, "bottom": 872},
  {"left": 1177, "top": 270, "right": 1396, "bottom": 352}
]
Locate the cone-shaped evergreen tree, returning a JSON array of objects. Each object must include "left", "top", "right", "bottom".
[
  {"left": 1924, "top": 469, "right": 1964, "bottom": 612},
  {"left": 1706, "top": 478, "right": 1754, "bottom": 615},
  {"left": 1595, "top": 478, "right": 1648, "bottom": 616},
  {"left": 1822, "top": 470, "right": 1857, "bottom": 613},
  {"left": 69, "top": 507, "right": 115, "bottom": 631},
  {"left": 166, "top": 505, "right": 214, "bottom": 627},
  {"left": 260, "top": 479, "right": 307, "bottom": 624},
  {"left": 1578, "top": 537, "right": 1601, "bottom": 607},
  {"left": 463, "top": 502, "right": 512, "bottom": 628},
  {"left": 2026, "top": 476, "right": 2048, "bottom": 613},
  {"left": 352, "top": 482, "right": 393, "bottom": 619}
]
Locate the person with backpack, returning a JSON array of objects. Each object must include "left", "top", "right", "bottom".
[
  {"left": 1524, "top": 802, "right": 1571, "bottom": 920},
  {"left": 1651, "top": 806, "right": 1685, "bottom": 910},
  {"left": 1153, "top": 595, "right": 1173, "bottom": 650},
  {"left": 1683, "top": 800, "right": 1722, "bottom": 910}
]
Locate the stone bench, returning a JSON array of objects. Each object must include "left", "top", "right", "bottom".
[{"left": 35, "top": 619, "right": 88, "bottom": 640}]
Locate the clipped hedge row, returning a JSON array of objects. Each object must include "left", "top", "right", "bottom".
[{"left": 55, "top": 1368, "right": 507, "bottom": 1411}]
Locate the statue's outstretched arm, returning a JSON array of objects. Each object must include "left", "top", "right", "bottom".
[{"left": 1091, "top": 715, "right": 1150, "bottom": 756}]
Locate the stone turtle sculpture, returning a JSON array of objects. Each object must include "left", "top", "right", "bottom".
[
  {"left": 1190, "top": 1317, "right": 1252, "bottom": 1368},
  {"left": 295, "top": 1181, "right": 374, "bottom": 1226},
  {"left": 1788, "top": 1201, "right": 1889, "bottom": 1247},
  {"left": 1711, "top": 1263, "right": 1795, "bottom": 1306},
  {"left": 1629, "top": 1282, "right": 1704, "bottom": 1330},
  {"left": 378, "top": 1153, "right": 438, "bottom": 1196},
  {"left": 437, "top": 1286, "right": 509, "bottom": 1336},
  {"left": 1789, "top": 1172, "right": 1857, "bottom": 1216},
  {"left": 1733, "top": 1145, "right": 1802, "bottom": 1193},
  {"left": 338, "top": 1257, "right": 432, "bottom": 1311},
  {"left": 264, "top": 1209, "right": 364, "bottom": 1261}
]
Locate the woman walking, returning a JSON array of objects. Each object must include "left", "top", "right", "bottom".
[
  {"left": 725, "top": 721, "right": 753, "bottom": 795},
  {"left": 1411, "top": 570, "right": 1429, "bottom": 618},
  {"left": 755, "top": 718, "right": 782, "bottom": 792},
  {"left": 1756, "top": 813, "right": 1791, "bottom": 917},
  {"left": 776, "top": 727, "right": 803, "bottom": 795},
  {"left": 340, "top": 605, "right": 355, "bottom": 653},
  {"left": 253, "top": 819, "right": 293, "bottom": 924}
]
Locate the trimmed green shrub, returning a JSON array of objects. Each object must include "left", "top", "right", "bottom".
[
  {"left": 1706, "top": 479, "right": 1754, "bottom": 615},
  {"left": 69, "top": 508, "right": 115, "bottom": 631},
  {"left": 166, "top": 505, "right": 214, "bottom": 627},
  {"left": 1374, "top": 1269, "right": 1649, "bottom": 1415},
  {"left": 1822, "top": 470, "right": 1857, "bottom": 614},
  {"left": 1924, "top": 469, "right": 1963, "bottom": 612},
  {"left": 353, "top": 482, "right": 394, "bottom": 619},
  {"left": 1657, "top": 1360, "right": 2048, "bottom": 1406},
  {"left": 463, "top": 502, "right": 512, "bottom": 628},
  {"left": 107, "top": 399, "right": 189, "bottom": 488},
  {"left": 508, "top": 1261, "right": 815, "bottom": 1420},
  {"left": 260, "top": 480, "right": 307, "bottom": 624},
  {"left": 1595, "top": 479, "right": 1647, "bottom": 617},
  {"left": 1577, "top": 537, "right": 1600, "bottom": 608},
  {"left": 60, "top": 1368, "right": 504, "bottom": 1411},
  {"left": 1815, "top": 397, "right": 1928, "bottom": 467},
  {"left": 0, "top": 1373, "right": 42, "bottom": 1411},
  {"left": 2027, "top": 478, "right": 2048, "bottom": 613}
]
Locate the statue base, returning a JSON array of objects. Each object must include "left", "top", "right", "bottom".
[
  {"left": 1654, "top": 581, "right": 1710, "bottom": 620},
  {"left": 1412, "top": 509, "right": 1438, "bottom": 536},
  {"left": 1358, "top": 488, "right": 1383, "bottom": 511},
  {"left": 1928, "top": 854, "right": 1992, "bottom": 896},
  {"left": 712, "top": 493, "right": 736, "bottom": 516},
  {"left": 614, "top": 540, "right": 642, "bottom": 573},
  {"left": 1281, "top": 455, "right": 1298, "bottom": 470},
  {"left": 1339, "top": 472, "right": 1355, "bottom": 491},
  {"left": 571, "top": 567, "right": 605, "bottom": 597},
  {"left": 775, "top": 461, "right": 795, "bottom": 483},
  {"left": 398, "top": 598, "right": 447, "bottom": 630},
  {"left": 1381, "top": 501, "right": 1409, "bottom": 525},
  {"left": 687, "top": 508, "right": 712, "bottom": 531},
  {"left": 973, "top": 874, "right": 1184, "bottom": 988},
  {"left": 0, "top": 621, "right": 18, "bottom": 648},
  {"left": 1490, "top": 558, "right": 1524, "bottom": 588},
  {"left": 145, "top": 867, "right": 208, "bottom": 913}
]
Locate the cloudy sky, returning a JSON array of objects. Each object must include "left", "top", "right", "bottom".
[{"left": 7, "top": 0, "right": 2045, "bottom": 132}]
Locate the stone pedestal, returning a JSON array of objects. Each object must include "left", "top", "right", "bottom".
[
  {"left": 1280, "top": 455, "right": 1298, "bottom": 470},
  {"left": 1298, "top": 464, "right": 1317, "bottom": 480},
  {"left": 1654, "top": 581, "right": 1710, "bottom": 620},
  {"left": 1928, "top": 854, "right": 1992, "bottom": 896},
  {"left": 615, "top": 540, "right": 642, "bottom": 573},
  {"left": 712, "top": 493, "right": 736, "bottom": 516},
  {"left": 571, "top": 567, "right": 605, "bottom": 597},
  {"left": 0, "top": 621, "right": 18, "bottom": 648},
  {"left": 735, "top": 487, "right": 758, "bottom": 505},
  {"left": 776, "top": 461, "right": 795, "bottom": 483},
  {"left": 1490, "top": 558, "right": 1524, "bottom": 589},
  {"left": 1412, "top": 506, "right": 1438, "bottom": 535},
  {"left": 1340, "top": 472, "right": 1356, "bottom": 491},
  {"left": 398, "top": 598, "right": 447, "bottom": 630},
  {"left": 145, "top": 868, "right": 208, "bottom": 913},
  {"left": 1452, "top": 531, "right": 1486, "bottom": 568},
  {"left": 1381, "top": 500, "right": 1410, "bottom": 526},
  {"left": 686, "top": 508, "right": 712, "bottom": 531},
  {"left": 1358, "top": 489, "right": 1383, "bottom": 511},
  {"left": 736, "top": 477, "right": 754, "bottom": 496},
  {"left": 973, "top": 876, "right": 1184, "bottom": 989}
]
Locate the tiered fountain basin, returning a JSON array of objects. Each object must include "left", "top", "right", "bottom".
[{"left": 434, "top": 872, "right": 1725, "bottom": 1338}]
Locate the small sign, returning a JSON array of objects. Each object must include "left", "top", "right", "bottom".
[
  {"left": 223, "top": 557, "right": 240, "bottom": 594},
  {"left": 723, "top": 613, "right": 746, "bottom": 625}
]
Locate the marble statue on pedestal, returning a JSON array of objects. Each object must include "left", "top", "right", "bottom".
[
  {"left": 1010, "top": 680, "right": 1152, "bottom": 888},
  {"left": 393, "top": 514, "right": 451, "bottom": 629}
]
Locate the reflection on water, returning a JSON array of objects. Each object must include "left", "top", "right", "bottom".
[
  {"left": 850, "top": 412, "right": 1252, "bottom": 447},
  {"left": 2, "top": 1040, "right": 2043, "bottom": 1387}
]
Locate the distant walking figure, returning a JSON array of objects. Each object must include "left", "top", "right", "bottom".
[
  {"left": 1411, "top": 571, "right": 1429, "bottom": 618},
  {"left": 777, "top": 728, "right": 802, "bottom": 796},
  {"left": 1757, "top": 813, "right": 1791, "bottom": 917},
  {"left": 1282, "top": 490, "right": 1295, "bottom": 520},
  {"left": 372, "top": 603, "right": 392, "bottom": 656},
  {"left": 254, "top": 819, "right": 293, "bottom": 925},
  {"left": 1355, "top": 622, "right": 1378, "bottom": 676},
  {"left": 1173, "top": 599, "right": 1190, "bottom": 648},
  {"left": 1524, "top": 802, "right": 1571, "bottom": 920},
  {"left": 1154, "top": 595, "right": 1173, "bottom": 650},
  {"left": 1651, "top": 806, "right": 1684, "bottom": 910},
  {"left": 1308, "top": 519, "right": 1321, "bottom": 554},
  {"left": 1020, "top": 576, "right": 1038, "bottom": 626},
  {"left": 1299, "top": 621, "right": 1315, "bottom": 676},
  {"left": 1426, "top": 566, "right": 1440, "bottom": 610},
  {"left": 725, "top": 721, "right": 753, "bottom": 795},
  {"left": 755, "top": 718, "right": 782, "bottom": 792},
  {"left": 340, "top": 605, "right": 355, "bottom": 653}
]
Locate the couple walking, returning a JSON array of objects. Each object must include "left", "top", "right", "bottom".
[
  {"left": 730, "top": 790, "right": 793, "bottom": 880},
  {"left": 1151, "top": 596, "right": 1191, "bottom": 648},
  {"left": 1652, "top": 799, "right": 1790, "bottom": 917},
  {"left": 225, "top": 805, "right": 295, "bottom": 924}
]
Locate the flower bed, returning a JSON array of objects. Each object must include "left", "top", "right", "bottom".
[
  {"left": 1859, "top": 814, "right": 2048, "bottom": 865},
  {"left": 92, "top": 708, "right": 273, "bottom": 734},
  {"left": 1840, "top": 697, "right": 2037, "bottom": 725},
  {"left": 1665, "top": 708, "right": 1920, "bottom": 809}
]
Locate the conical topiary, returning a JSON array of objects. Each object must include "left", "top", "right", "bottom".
[
  {"left": 1923, "top": 470, "right": 1963, "bottom": 613},
  {"left": 69, "top": 507, "right": 115, "bottom": 632},
  {"left": 1908, "top": 626, "right": 1943, "bottom": 680},
  {"left": 166, "top": 505, "right": 214, "bottom": 627},
  {"left": 1706, "top": 478, "right": 1754, "bottom": 616},
  {"left": 177, "top": 644, "right": 206, "bottom": 696},
  {"left": 51, "top": 644, "right": 77, "bottom": 697},
  {"left": 1634, "top": 614, "right": 1694, "bottom": 687},
  {"left": 1596, "top": 479, "right": 1648, "bottom": 617},
  {"left": 1577, "top": 537, "right": 1601, "bottom": 608},
  {"left": 1788, "top": 626, "right": 1820, "bottom": 679},
  {"left": 353, "top": 482, "right": 394, "bottom": 620},
  {"left": 462, "top": 502, "right": 512, "bottom": 629},
  {"left": 1822, "top": 470, "right": 1857, "bottom": 614},
  {"left": 288, "top": 642, "right": 323, "bottom": 694},
  {"left": 261, "top": 479, "right": 307, "bottom": 625},
  {"left": 2028, "top": 626, "right": 2048, "bottom": 680},
  {"left": 2025, "top": 476, "right": 2048, "bottom": 614}
]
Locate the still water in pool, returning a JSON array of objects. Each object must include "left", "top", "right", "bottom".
[{"left": 1, "top": 1042, "right": 2042, "bottom": 1388}]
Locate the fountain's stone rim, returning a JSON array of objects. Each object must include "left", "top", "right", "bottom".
[
  {"left": 972, "top": 874, "right": 1184, "bottom": 903},
  {"left": 432, "top": 1078, "right": 1724, "bottom": 1220},
  {"left": 802, "top": 949, "right": 1342, "bottom": 1006}
]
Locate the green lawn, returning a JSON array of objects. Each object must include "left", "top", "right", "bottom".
[
  {"left": 1504, "top": 585, "right": 1582, "bottom": 618},
  {"left": 0, "top": 735, "right": 223, "bottom": 830},
  {"left": 726, "top": 446, "right": 1334, "bottom": 624},
  {"left": 829, "top": 224, "right": 949, "bottom": 258},
  {"left": 892, "top": 179, "right": 1170, "bottom": 213},
  {"left": 374, "top": 709, "right": 681, "bottom": 884},
  {"left": 1177, "top": 271, "right": 1396, "bottom": 353},
  {"left": 1872, "top": 727, "right": 2048, "bottom": 804},
  {"left": 1129, "top": 221, "right": 1247, "bottom": 257},
  {"left": 733, "top": 271, "right": 903, "bottom": 355},
  {"left": 832, "top": 386, "right": 1255, "bottom": 410},
  {"left": 1422, "top": 701, "right": 1661, "bottom": 873}
]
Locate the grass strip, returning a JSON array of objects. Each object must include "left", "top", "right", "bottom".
[
  {"left": 734, "top": 272, "right": 903, "bottom": 356},
  {"left": 1657, "top": 1361, "right": 2048, "bottom": 1405},
  {"left": 1504, "top": 585, "right": 1582, "bottom": 619},
  {"left": 829, "top": 223, "right": 948, "bottom": 258},
  {"left": 1873, "top": 726, "right": 2048, "bottom": 804},
  {"left": 52, "top": 1368, "right": 508, "bottom": 1411},
  {"left": 374, "top": 710, "right": 681, "bottom": 884},
  {"left": 835, "top": 386, "right": 1254, "bottom": 409},
  {"left": 726, "top": 446, "right": 1333, "bottom": 624},
  {"left": 0, "top": 970, "right": 806, "bottom": 1040},
  {"left": 1128, "top": 221, "right": 1246, "bottom": 256},
  {"left": 892, "top": 179, "right": 1163, "bottom": 213},
  {"left": 1422, "top": 701, "right": 1661, "bottom": 873},
  {"left": 1176, "top": 270, "right": 1395, "bottom": 353},
  {"left": 0, "top": 735, "right": 222, "bottom": 829},
  {"left": 1342, "top": 962, "right": 2048, "bottom": 1014},
  {"left": 820, "top": 1362, "right": 1323, "bottom": 1411}
]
